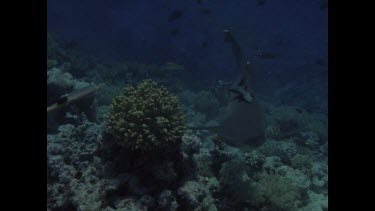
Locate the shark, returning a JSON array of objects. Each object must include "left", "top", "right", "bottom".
[
  {"left": 190, "top": 30, "right": 266, "bottom": 147},
  {"left": 47, "top": 83, "right": 105, "bottom": 113}
]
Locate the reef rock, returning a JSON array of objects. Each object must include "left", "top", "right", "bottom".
[
  {"left": 260, "top": 140, "right": 297, "bottom": 164},
  {"left": 182, "top": 134, "right": 202, "bottom": 155},
  {"left": 158, "top": 190, "right": 179, "bottom": 211},
  {"left": 299, "top": 190, "right": 328, "bottom": 211},
  {"left": 277, "top": 165, "right": 311, "bottom": 190},
  {"left": 243, "top": 150, "right": 266, "bottom": 173},
  {"left": 263, "top": 156, "right": 283, "bottom": 174},
  {"left": 178, "top": 180, "right": 207, "bottom": 209}
]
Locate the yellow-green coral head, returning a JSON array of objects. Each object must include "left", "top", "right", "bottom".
[{"left": 106, "top": 79, "right": 186, "bottom": 152}]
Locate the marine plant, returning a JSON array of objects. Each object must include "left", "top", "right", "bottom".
[
  {"left": 106, "top": 79, "right": 186, "bottom": 152},
  {"left": 253, "top": 173, "right": 300, "bottom": 210}
]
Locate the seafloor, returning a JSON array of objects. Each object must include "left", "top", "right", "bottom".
[{"left": 47, "top": 32, "right": 328, "bottom": 211}]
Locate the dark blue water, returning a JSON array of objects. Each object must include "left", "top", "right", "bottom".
[{"left": 48, "top": 0, "right": 327, "bottom": 98}]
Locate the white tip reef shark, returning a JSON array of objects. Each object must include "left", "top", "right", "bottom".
[{"left": 190, "top": 30, "right": 266, "bottom": 147}]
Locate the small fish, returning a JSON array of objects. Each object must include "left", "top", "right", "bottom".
[
  {"left": 255, "top": 52, "right": 278, "bottom": 59},
  {"left": 168, "top": 10, "right": 182, "bottom": 22}
]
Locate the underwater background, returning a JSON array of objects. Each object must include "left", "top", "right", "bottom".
[{"left": 47, "top": 0, "right": 328, "bottom": 210}]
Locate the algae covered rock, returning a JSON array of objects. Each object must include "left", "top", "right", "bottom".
[{"left": 106, "top": 79, "right": 186, "bottom": 151}]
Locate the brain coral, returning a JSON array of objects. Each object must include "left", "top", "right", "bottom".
[{"left": 106, "top": 79, "right": 186, "bottom": 151}]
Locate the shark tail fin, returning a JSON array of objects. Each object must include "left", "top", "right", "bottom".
[{"left": 223, "top": 29, "right": 249, "bottom": 74}]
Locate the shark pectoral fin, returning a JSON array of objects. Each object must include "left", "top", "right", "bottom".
[
  {"left": 229, "top": 86, "right": 253, "bottom": 103},
  {"left": 237, "top": 86, "right": 253, "bottom": 103}
]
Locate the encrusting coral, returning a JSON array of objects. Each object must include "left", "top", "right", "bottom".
[{"left": 106, "top": 79, "right": 186, "bottom": 151}]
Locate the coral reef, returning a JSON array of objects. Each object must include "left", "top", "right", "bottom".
[
  {"left": 177, "top": 90, "right": 196, "bottom": 106},
  {"left": 47, "top": 120, "right": 106, "bottom": 210},
  {"left": 191, "top": 90, "right": 221, "bottom": 119},
  {"left": 177, "top": 178, "right": 219, "bottom": 211},
  {"left": 178, "top": 89, "right": 222, "bottom": 121},
  {"left": 299, "top": 190, "right": 328, "bottom": 211},
  {"left": 263, "top": 156, "right": 283, "bottom": 174},
  {"left": 158, "top": 190, "right": 179, "bottom": 211},
  {"left": 253, "top": 173, "right": 301, "bottom": 210},
  {"left": 291, "top": 154, "right": 314, "bottom": 176},
  {"left": 243, "top": 150, "right": 266, "bottom": 173},
  {"left": 151, "top": 161, "right": 178, "bottom": 185},
  {"left": 105, "top": 79, "right": 186, "bottom": 152},
  {"left": 296, "top": 131, "right": 321, "bottom": 150},
  {"left": 47, "top": 67, "right": 91, "bottom": 93},
  {"left": 259, "top": 139, "right": 298, "bottom": 164},
  {"left": 276, "top": 165, "right": 311, "bottom": 190},
  {"left": 47, "top": 67, "right": 97, "bottom": 132},
  {"left": 47, "top": 33, "right": 328, "bottom": 211},
  {"left": 185, "top": 107, "right": 207, "bottom": 129},
  {"left": 266, "top": 105, "right": 328, "bottom": 143},
  {"left": 192, "top": 150, "right": 215, "bottom": 177},
  {"left": 47, "top": 109, "right": 327, "bottom": 211},
  {"left": 181, "top": 134, "right": 202, "bottom": 155},
  {"left": 108, "top": 198, "right": 147, "bottom": 211},
  {"left": 219, "top": 157, "right": 255, "bottom": 207},
  {"left": 178, "top": 180, "right": 207, "bottom": 209}
]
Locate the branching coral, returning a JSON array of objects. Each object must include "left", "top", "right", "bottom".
[{"left": 106, "top": 79, "right": 186, "bottom": 151}]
